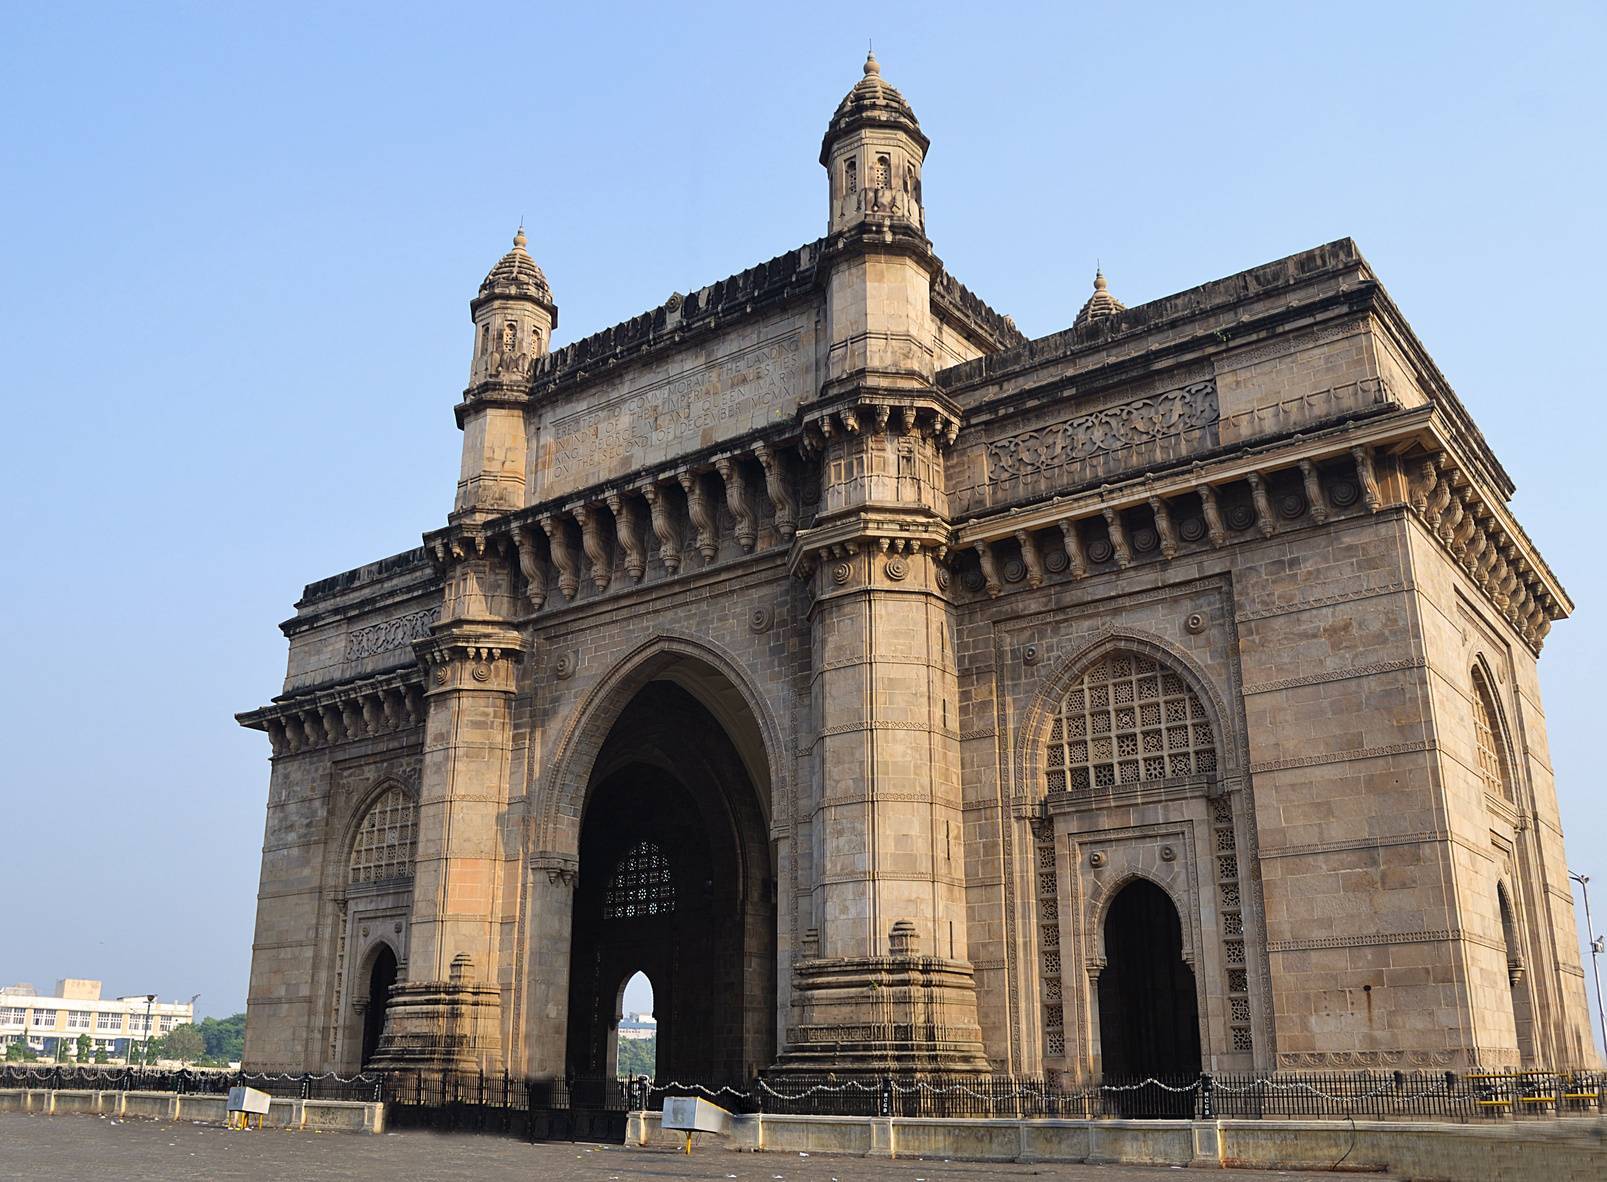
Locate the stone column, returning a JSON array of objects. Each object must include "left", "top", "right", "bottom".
[
  {"left": 370, "top": 618, "right": 522, "bottom": 1073},
  {"left": 778, "top": 417, "right": 987, "bottom": 1075},
  {"left": 522, "top": 853, "right": 577, "bottom": 1079}
]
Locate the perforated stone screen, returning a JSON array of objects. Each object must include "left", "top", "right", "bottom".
[
  {"left": 1471, "top": 667, "right": 1513, "bottom": 801},
  {"left": 1045, "top": 652, "right": 1216, "bottom": 792},
  {"left": 349, "top": 786, "right": 417, "bottom": 885},
  {"left": 604, "top": 841, "right": 675, "bottom": 920}
]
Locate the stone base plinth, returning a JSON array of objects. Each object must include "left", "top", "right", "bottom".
[
  {"left": 771, "top": 954, "right": 992, "bottom": 1075},
  {"left": 366, "top": 976, "right": 503, "bottom": 1074}
]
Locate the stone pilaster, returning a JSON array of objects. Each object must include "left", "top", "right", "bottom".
[{"left": 369, "top": 615, "right": 523, "bottom": 1073}]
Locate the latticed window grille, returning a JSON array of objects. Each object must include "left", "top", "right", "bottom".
[
  {"left": 604, "top": 841, "right": 675, "bottom": 920},
  {"left": 1471, "top": 666, "right": 1513, "bottom": 801},
  {"left": 349, "top": 786, "right": 417, "bottom": 885},
  {"left": 1045, "top": 652, "right": 1217, "bottom": 792}
]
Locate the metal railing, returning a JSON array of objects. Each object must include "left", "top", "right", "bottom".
[
  {"left": 9, "top": 1064, "right": 1600, "bottom": 1126},
  {"left": 0, "top": 1065, "right": 384, "bottom": 1102}
]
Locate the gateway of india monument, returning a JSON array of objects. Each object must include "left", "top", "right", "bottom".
[{"left": 238, "top": 54, "right": 1597, "bottom": 1084}]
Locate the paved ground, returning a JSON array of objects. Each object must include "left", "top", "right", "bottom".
[{"left": 0, "top": 1112, "right": 1383, "bottom": 1181}]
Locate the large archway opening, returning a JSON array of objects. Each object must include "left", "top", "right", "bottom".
[
  {"left": 566, "top": 679, "right": 774, "bottom": 1092},
  {"left": 361, "top": 944, "right": 397, "bottom": 1068},
  {"left": 1097, "top": 879, "right": 1201, "bottom": 1083}
]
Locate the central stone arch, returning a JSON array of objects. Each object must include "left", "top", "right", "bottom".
[{"left": 531, "top": 634, "right": 783, "bottom": 1089}]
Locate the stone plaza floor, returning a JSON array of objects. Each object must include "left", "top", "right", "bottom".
[{"left": 0, "top": 1112, "right": 1385, "bottom": 1181}]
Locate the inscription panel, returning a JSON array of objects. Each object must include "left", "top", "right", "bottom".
[{"left": 535, "top": 321, "right": 811, "bottom": 500}]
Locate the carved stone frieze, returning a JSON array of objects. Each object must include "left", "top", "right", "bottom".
[
  {"left": 345, "top": 608, "right": 441, "bottom": 661},
  {"left": 986, "top": 380, "right": 1218, "bottom": 481}
]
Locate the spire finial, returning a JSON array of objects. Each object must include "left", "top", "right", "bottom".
[
  {"left": 513, "top": 224, "right": 527, "bottom": 250},
  {"left": 1093, "top": 267, "right": 1107, "bottom": 292},
  {"left": 864, "top": 48, "right": 880, "bottom": 76}
]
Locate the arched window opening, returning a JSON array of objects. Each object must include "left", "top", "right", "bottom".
[
  {"left": 614, "top": 970, "right": 657, "bottom": 1081},
  {"left": 873, "top": 154, "right": 891, "bottom": 187},
  {"left": 604, "top": 841, "right": 675, "bottom": 920},
  {"left": 349, "top": 786, "right": 417, "bottom": 885},
  {"left": 1046, "top": 651, "right": 1217, "bottom": 793},
  {"left": 843, "top": 157, "right": 857, "bottom": 194},
  {"left": 1497, "top": 883, "right": 1537, "bottom": 1066},
  {"left": 1472, "top": 666, "right": 1514, "bottom": 801}
]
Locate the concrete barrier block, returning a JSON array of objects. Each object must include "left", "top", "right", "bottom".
[
  {"left": 1019, "top": 1119, "right": 1092, "bottom": 1162},
  {"left": 121, "top": 1092, "right": 177, "bottom": 1121}
]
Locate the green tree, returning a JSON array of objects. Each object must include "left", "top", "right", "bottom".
[
  {"left": 75, "top": 1033, "right": 92, "bottom": 1061},
  {"left": 615, "top": 1035, "right": 656, "bottom": 1080},
  {"left": 195, "top": 1013, "right": 246, "bottom": 1064},
  {"left": 5, "top": 1040, "right": 38, "bottom": 1062},
  {"left": 164, "top": 1024, "right": 204, "bottom": 1063}
]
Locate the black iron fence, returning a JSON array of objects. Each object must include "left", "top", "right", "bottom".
[
  {"left": 8, "top": 1063, "right": 1601, "bottom": 1128},
  {"left": 639, "top": 1069, "right": 1607, "bottom": 1123},
  {"left": 0, "top": 1065, "right": 383, "bottom": 1102}
]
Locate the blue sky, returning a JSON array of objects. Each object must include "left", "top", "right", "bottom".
[{"left": 1, "top": 2, "right": 1602, "bottom": 1045}]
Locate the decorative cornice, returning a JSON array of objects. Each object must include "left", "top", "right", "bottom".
[
  {"left": 1235, "top": 581, "right": 1414, "bottom": 624},
  {"left": 1241, "top": 658, "right": 1426, "bottom": 697},
  {"left": 1250, "top": 739, "right": 1436, "bottom": 774},
  {"left": 1267, "top": 928, "right": 1460, "bottom": 953}
]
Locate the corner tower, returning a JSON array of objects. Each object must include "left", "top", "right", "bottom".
[
  {"left": 781, "top": 55, "right": 989, "bottom": 1075},
  {"left": 454, "top": 228, "right": 556, "bottom": 518}
]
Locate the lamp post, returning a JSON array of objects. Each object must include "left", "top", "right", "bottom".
[
  {"left": 141, "top": 994, "right": 156, "bottom": 1069},
  {"left": 1570, "top": 872, "right": 1607, "bottom": 1060}
]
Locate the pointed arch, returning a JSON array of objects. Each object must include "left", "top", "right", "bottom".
[
  {"left": 1086, "top": 870, "right": 1198, "bottom": 969},
  {"left": 1470, "top": 657, "right": 1516, "bottom": 802},
  {"left": 535, "top": 630, "right": 788, "bottom": 855},
  {"left": 1015, "top": 629, "right": 1238, "bottom": 805}
]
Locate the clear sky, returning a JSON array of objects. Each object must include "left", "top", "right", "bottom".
[{"left": 1, "top": 2, "right": 1602, "bottom": 1046}]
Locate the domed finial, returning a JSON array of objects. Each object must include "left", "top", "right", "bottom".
[
  {"left": 1093, "top": 268, "right": 1107, "bottom": 292},
  {"left": 864, "top": 49, "right": 880, "bottom": 77},
  {"left": 512, "top": 225, "right": 527, "bottom": 250}
]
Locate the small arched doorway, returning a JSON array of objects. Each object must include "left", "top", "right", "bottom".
[
  {"left": 361, "top": 945, "right": 397, "bottom": 1067},
  {"left": 566, "top": 679, "right": 774, "bottom": 1090},
  {"left": 613, "top": 971, "right": 657, "bottom": 1082},
  {"left": 1097, "top": 879, "right": 1201, "bottom": 1082}
]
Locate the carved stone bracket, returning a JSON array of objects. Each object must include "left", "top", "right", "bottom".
[
  {"left": 642, "top": 480, "right": 682, "bottom": 573},
  {"left": 714, "top": 456, "right": 757, "bottom": 551},
  {"left": 606, "top": 492, "right": 646, "bottom": 582},
  {"left": 513, "top": 524, "right": 548, "bottom": 611},
  {"left": 756, "top": 443, "right": 798, "bottom": 540},
  {"left": 237, "top": 670, "right": 427, "bottom": 756},
  {"left": 541, "top": 515, "right": 580, "bottom": 601},
  {"left": 679, "top": 470, "right": 719, "bottom": 560},
  {"left": 573, "top": 502, "right": 612, "bottom": 592}
]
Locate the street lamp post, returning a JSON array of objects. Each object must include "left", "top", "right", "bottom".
[
  {"left": 1570, "top": 872, "right": 1607, "bottom": 1060},
  {"left": 141, "top": 994, "right": 156, "bottom": 1069}
]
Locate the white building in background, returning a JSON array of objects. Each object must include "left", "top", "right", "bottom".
[
  {"left": 617, "top": 1012, "right": 656, "bottom": 1042},
  {"left": 0, "top": 979, "right": 194, "bottom": 1058}
]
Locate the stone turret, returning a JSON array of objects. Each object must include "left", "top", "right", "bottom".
[
  {"left": 822, "top": 51, "right": 928, "bottom": 237},
  {"left": 454, "top": 228, "right": 556, "bottom": 518}
]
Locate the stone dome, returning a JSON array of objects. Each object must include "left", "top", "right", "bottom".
[
  {"left": 1073, "top": 269, "right": 1127, "bottom": 327},
  {"left": 820, "top": 52, "right": 929, "bottom": 164},
  {"left": 476, "top": 227, "right": 553, "bottom": 307}
]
